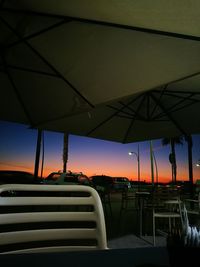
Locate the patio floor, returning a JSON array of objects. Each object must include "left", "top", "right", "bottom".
[{"left": 105, "top": 191, "right": 167, "bottom": 248}]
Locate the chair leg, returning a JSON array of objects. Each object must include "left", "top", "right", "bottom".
[{"left": 153, "top": 215, "right": 156, "bottom": 246}]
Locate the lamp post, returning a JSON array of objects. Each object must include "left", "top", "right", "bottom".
[
  {"left": 128, "top": 144, "right": 140, "bottom": 185},
  {"left": 196, "top": 160, "right": 200, "bottom": 167},
  {"left": 152, "top": 151, "right": 158, "bottom": 184},
  {"left": 150, "top": 140, "right": 154, "bottom": 186}
]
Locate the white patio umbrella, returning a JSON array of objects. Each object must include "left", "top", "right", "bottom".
[
  {"left": 36, "top": 77, "right": 200, "bottom": 143},
  {"left": 0, "top": 1, "right": 200, "bottom": 129},
  {"left": 1, "top": 1, "right": 200, "bottom": 178}
]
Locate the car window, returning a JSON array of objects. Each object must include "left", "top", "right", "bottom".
[
  {"left": 79, "top": 177, "right": 85, "bottom": 182},
  {"left": 79, "top": 176, "right": 90, "bottom": 184},
  {"left": 92, "top": 176, "right": 113, "bottom": 186},
  {"left": 46, "top": 173, "right": 61, "bottom": 181},
  {"left": 64, "top": 175, "right": 78, "bottom": 183},
  {"left": 116, "top": 178, "right": 123, "bottom": 182},
  {"left": 115, "top": 178, "right": 128, "bottom": 182}
]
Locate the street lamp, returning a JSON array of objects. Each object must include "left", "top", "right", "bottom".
[
  {"left": 196, "top": 160, "right": 200, "bottom": 167},
  {"left": 149, "top": 140, "right": 159, "bottom": 186},
  {"left": 128, "top": 145, "right": 140, "bottom": 184}
]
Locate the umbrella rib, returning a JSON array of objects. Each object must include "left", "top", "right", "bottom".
[
  {"left": 149, "top": 72, "right": 200, "bottom": 96},
  {"left": 0, "top": 15, "right": 94, "bottom": 109},
  {"left": 122, "top": 95, "right": 146, "bottom": 143},
  {"left": 6, "top": 64, "right": 60, "bottom": 77},
  {"left": 34, "top": 96, "right": 144, "bottom": 129},
  {"left": 1, "top": 55, "right": 34, "bottom": 126},
  {"left": 154, "top": 100, "right": 200, "bottom": 121},
  {"left": 152, "top": 92, "right": 199, "bottom": 120},
  {"left": 150, "top": 85, "right": 168, "bottom": 118},
  {"left": 107, "top": 105, "right": 136, "bottom": 119},
  {"left": 5, "top": 19, "right": 70, "bottom": 49},
  {"left": 162, "top": 92, "right": 199, "bottom": 102},
  {"left": 1, "top": 7, "right": 200, "bottom": 41},
  {"left": 86, "top": 94, "right": 144, "bottom": 136},
  {"left": 154, "top": 89, "right": 200, "bottom": 95},
  {"left": 119, "top": 101, "right": 147, "bottom": 120},
  {"left": 149, "top": 92, "right": 187, "bottom": 135},
  {"left": 150, "top": 89, "right": 182, "bottom": 120},
  {"left": 151, "top": 87, "right": 200, "bottom": 120},
  {"left": 110, "top": 101, "right": 146, "bottom": 120}
]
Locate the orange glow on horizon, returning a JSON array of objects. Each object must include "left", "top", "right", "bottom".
[{"left": 1, "top": 161, "right": 198, "bottom": 184}]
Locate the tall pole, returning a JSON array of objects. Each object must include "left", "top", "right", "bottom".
[
  {"left": 63, "top": 133, "right": 68, "bottom": 173},
  {"left": 34, "top": 129, "right": 42, "bottom": 179},
  {"left": 150, "top": 140, "right": 154, "bottom": 186},
  {"left": 137, "top": 144, "right": 140, "bottom": 184},
  {"left": 40, "top": 131, "right": 45, "bottom": 179},
  {"left": 128, "top": 145, "right": 140, "bottom": 185},
  {"left": 152, "top": 151, "right": 158, "bottom": 184},
  {"left": 186, "top": 135, "right": 194, "bottom": 197}
]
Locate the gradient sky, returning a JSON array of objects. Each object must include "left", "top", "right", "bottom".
[{"left": 0, "top": 120, "right": 200, "bottom": 183}]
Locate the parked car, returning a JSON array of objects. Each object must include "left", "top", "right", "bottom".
[
  {"left": 112, "top": 177, "right": 131, "bottom": 191},
  {"left": 90, "top": 175, "right": 114, "bottom": 192},
  {"left": 167, "top": 180, "right": 192, "bottom": 194},
  {"left": 195, "top": 179, "right": 200, "bottom": 193},
  {"left": 43, "top": 171, "right": 93, "bottom": 186},
  {"left": 0, "top": 170, "right": 39, "bottom": 185}
]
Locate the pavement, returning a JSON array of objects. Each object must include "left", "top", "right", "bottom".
[{"left": 108, "top": 234, "right": 167, "bottom": 249}]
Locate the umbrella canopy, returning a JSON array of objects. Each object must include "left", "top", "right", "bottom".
[
  {"left": 37, "top": 78, "right": 200, "bottom": 143},
  {"left": 4, "top": 0, "right": 200, "bottom": 38},
  {"left": 0, "top": 1, "right": 200, "bottom": 130}
]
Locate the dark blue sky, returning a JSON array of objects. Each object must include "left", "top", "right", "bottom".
[{"left": 0, "top": 120, "right": 200, "bottom": 182}]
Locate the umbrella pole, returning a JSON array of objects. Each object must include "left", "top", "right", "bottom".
[
  {"left": 40, "top": 131, "right": 45, "bottom": 179},
  {"left": 137, "top": 144, "right": 140, "bottom": 189},
  {"left": 186, "top": 135, "right": 194, "bottom": 198},
  {"left": 63, "top": 133, "right": 68, "bottom": 173},
  {"left": 150, "top": 141, "right": 154, "bottom": 187},
  {"left": 34, "top": 129, "right": 42, "bottom": 179}
]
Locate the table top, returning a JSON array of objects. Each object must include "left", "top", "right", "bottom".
[{"left": 136, "top": 191, "right": 151, "bottom": 195}]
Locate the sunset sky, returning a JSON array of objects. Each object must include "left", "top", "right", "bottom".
[{"left": 0, "top": 120, "right": 200, "bottom": 183}]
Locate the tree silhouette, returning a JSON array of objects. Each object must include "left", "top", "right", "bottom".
[
  {"left": 185, "top": 135, "right": 194, "bottom": 197},
  {"left": 162, "top": 136, "right": 183, "bottom": 183},
  {"left": 63, "top": 133, "right": 68, "bottom": 173}
]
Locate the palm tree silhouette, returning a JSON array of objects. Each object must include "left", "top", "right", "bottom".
[
  {"left": 162, "top": 136, "right": 184, "bottom": 183},
  {"left": 185, "top": 135, "right": 194, "bottom": 197},
  {"left": 63, "top": 133, "right": 68, "bottom": 173}
]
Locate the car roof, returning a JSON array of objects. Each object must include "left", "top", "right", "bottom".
[
  {"left": 0, "top": 170, "right": 33, "bottom": 175},
  {"left": 46, "top": 172, "right": 88, "bottom": 178},
  {"left": 0, "top": 170, "right": 35, "bottom": 184}
]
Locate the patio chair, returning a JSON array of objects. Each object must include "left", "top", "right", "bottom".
[
  {"left": 95, "top": 185, "right": 112, "bottom": 217},
  {"left": 119, "top": 188, "right": 137, "bottom": 215},
  {"left": 118, "top": 188, "right": 138, "bottom": 233},
  {"left": 184, "top": 191, "right": 200, "bottom": 216},
  {"left": 182, "top": 205, "right": 200, "bottom": 247},
  {"left": 0, "top": 184, "right": 108, "bottom": 254},
  {"left": 152, "top": 188, "right": 183, "bottom": 246}
]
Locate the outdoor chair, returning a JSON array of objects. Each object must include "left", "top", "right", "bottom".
[
  {"left": 181, "top": 204, "right": 200, "bottom": 247},
  {"left": 0, "top": 184, "right": 108, "bottom": 254},
  {"left": 119, "top": 188, "right": 137, "bottom": 217},
  {"left": 118, "top": 188, "right": 137, "bottom": 233},
  {"left": 152, "top": 188, "right": 183, "bottom": 246},
  {"left": 184, "top": 191, "right": 200, "bottom": 216},
  {"left": 95, "top": 185, "right": 112, "bottom": 217}
]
